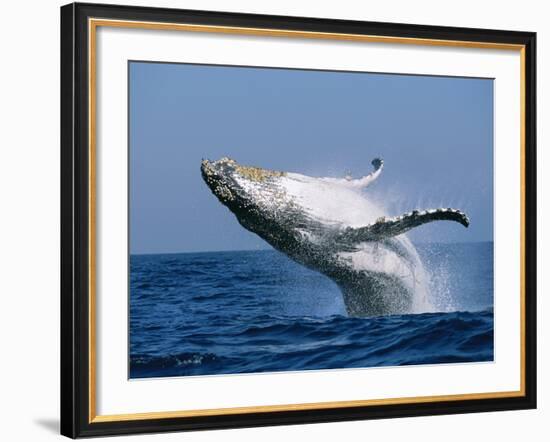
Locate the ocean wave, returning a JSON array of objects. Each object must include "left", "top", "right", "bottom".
[
  {"left": 130, "top": 247, "right": 493, "bottom": 378},
  {"left": 130, "top": 310, "right": 493, "bottom": 377}
]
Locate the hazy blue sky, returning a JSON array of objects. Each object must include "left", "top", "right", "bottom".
[{"left": 130, "top": 62, "right": 493, "bottom": 254}]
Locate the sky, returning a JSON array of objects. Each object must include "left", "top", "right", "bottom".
[{"left": 129, "top": 61, "right": 493, "bottom": 254}]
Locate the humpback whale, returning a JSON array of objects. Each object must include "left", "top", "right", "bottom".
[{"left": 201, "top": 157, "right": 469, "bottom": 317}]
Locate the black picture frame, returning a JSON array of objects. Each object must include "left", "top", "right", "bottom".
[{"left": 61, "top": 2, "right": 536, "bottom": 438}]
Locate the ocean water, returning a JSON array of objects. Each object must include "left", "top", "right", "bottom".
[{"left": 130, "top": 242, "right": 493, "bottom": 378}]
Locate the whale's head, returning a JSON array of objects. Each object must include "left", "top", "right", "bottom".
[
  {"left": 200, "top": 157, "right": 303, "bottom": 245},
  {"left": 201, "top": 157, "right": 285, "bottom": 211}
]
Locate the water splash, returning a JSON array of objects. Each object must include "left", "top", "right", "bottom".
[{"left": 418, "top": 243, "right": 460, "bottom": 312}]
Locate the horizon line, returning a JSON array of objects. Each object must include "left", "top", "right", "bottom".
[{"left": 130, "top": 240, "right": 494, "bottom": 257}]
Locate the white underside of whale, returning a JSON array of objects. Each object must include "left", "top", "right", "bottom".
[{"left": 281, "top": 172, "right": 385, "bottom": 228}]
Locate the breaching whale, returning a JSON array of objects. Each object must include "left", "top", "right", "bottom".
[{"left": 201, "top": 157, "right": 469, "bottom": 317}]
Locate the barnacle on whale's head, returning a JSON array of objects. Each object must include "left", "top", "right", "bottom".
[
  {"left": 200, "top": 157, "right": 286, "bottom": 208},
  {"left": 235, "top": 164, "right": 284, "bottom": 182}
]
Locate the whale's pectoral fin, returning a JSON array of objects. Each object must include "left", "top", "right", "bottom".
[
  {"left": 346, "top": 158, "right": 384, "bottom": 189},
  {"left": 337, "top": 208, "right": 469, "bottom": 244},
  {"left": 320, "top": 158, "right": 384, "bottom": 189}
]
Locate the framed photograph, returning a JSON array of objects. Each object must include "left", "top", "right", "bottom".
[{"left": 60, "top": 2, "right": 536, "bottom": 438}]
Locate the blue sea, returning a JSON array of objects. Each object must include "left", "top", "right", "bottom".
[{"left": 129, "top": 242, "right": 493, "bottom": 378}]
